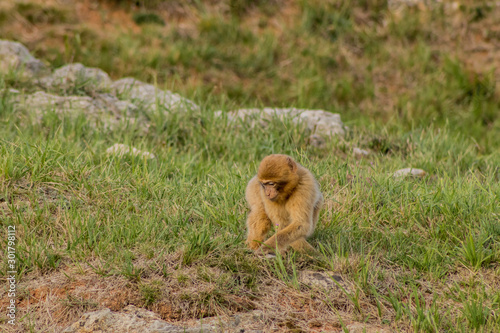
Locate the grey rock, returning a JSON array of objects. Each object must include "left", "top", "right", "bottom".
[
  {"left": 40, "top": 63, "right": 112, "bottom": 91},
  {"left": 393, "top": 168, "right": 426, "bottom": 178},
  {"left": 112, "top": 78, "right": 199, "bottom": 113},
  {"left": 0, "top": 40, "right": 47, "bottom": 78},
  {"left": 17, "top": 91, "right": 141, "bottom": 130},
  {"left": 97, "top": 93, "right": 139, "bottom": 116},
  {"left": 298, "top": 109, "right": 346, "bottom": 137},
  {"left": 217, "top": 107, "right": 301, "bottom": 124},
  {"left": 24, "top": 91, "right": 96, "bottom": 116},
  {"left": 218, "top": 108, "right": 346, "bottom": 145},
  {"left": 184, "top": 310, "right": 266, "bottom": 333},
  {"left": 62, "top": 305, "right": 217, "bottom": 333},
  {"left": 298, "top": 270, "right": 350, "bottom": 291},
  {"left": 307, "top": 134, "right": 326, "bottom": 148}
]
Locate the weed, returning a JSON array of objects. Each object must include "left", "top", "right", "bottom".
[
  {"left": 132, "top": 12, "right": 165, "bottom": 26},
  {"left": 139, "top": 280, "right": 164, "bottom": 306},
  {"left": 60, "top": 294, "right": 98, "bottom": 311},
  {"left": 456, "top": 232, "right": 494, "bottom": 271},
  {"left": 462, "top": 297, "right": 491, "bottom": 330}
]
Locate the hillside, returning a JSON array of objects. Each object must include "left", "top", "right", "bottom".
[{"left": 2, "top": 0, "right": 500, "bottom": 149}]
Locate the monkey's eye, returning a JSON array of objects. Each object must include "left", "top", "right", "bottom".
[{"left": 260, "top": 183, "right": 265, "bottom": 188}]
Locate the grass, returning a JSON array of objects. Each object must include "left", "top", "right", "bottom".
[
  {"left": 0, "top": 75, "right": 499, "bottom": 330},
  {"left": 0, "top": 0, "right": 499, "bottom": 331},
  {"left": 2, "top": 1, "right": 499, "bottom": 150}
]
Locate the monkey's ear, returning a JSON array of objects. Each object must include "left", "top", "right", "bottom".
[{"left": 286, "top": 157, "right": 297, "bottom": 172}]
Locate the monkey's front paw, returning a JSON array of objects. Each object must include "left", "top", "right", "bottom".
[
  {"left": 254, "top": 244, "right": 275, "bottom": 256},
  {"left": 245, "top": 239, "right": 262, "bottom": 250}
]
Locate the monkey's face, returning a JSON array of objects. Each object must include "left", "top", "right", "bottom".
[
  {"left": 257, "top": 154, "right": 300, "bottom": 202},
  {"left": 260, "top": 181, "right": 280, "bottom": 201}
]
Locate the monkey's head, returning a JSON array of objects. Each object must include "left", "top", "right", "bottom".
[{"left": 257, "top": 154, "right": 300, "bottom": 202}]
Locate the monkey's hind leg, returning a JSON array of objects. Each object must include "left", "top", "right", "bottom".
[
  {"left": 290, "top": 238, "right": 316, "bottom": 253},
  {"left": 246, "top": 208, "right": 272, "bottom": 250}
]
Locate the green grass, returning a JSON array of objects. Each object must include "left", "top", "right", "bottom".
[
  {"left": 3, "top": 0, "right": 496, "bottom": 151},
  {"left": 1, "top": 73, "right": 499, "bottom": 330},
  {"left": 0, "top": 0, "right": 500, "bottom": 331}
]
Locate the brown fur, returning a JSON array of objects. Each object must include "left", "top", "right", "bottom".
[{"left": 245, "top": 154, "right": 323, "bottom": 254}]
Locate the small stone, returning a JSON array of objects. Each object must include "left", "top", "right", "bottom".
[
  {"left": 298, "top": 270, "right": 349, "bottom": 291},
  {"left": 393, "top": 168, "right": 426, "bottom": 178},
  {"left": 251, "top": 311, "right": 264, "bottom": 321},
  {"left": 353, "top": 147, "right": 370, "bottom": 158},
  {"left": 232, "top": 315, "right": 241, "bottom": 327},
  {"left": 106, "top": 144, "right": 155, "bottom": 159}
]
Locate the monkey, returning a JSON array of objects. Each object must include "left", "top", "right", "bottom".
[{"left": 245, "top": 154, "right": 323, "bottom": 255}]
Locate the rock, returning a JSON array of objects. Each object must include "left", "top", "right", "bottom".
[
  {"left": 353, "top": 147, "right": 370, "bottom": 158},
  {"left": 393, "top": 168, "right": 426, "bottom": 178},
  {"left": 299, "top": 109, "right": 346, "bottom": 137},
  {"left": 62, "top": 306, "right": 268, "bottom": 333},
  {"left": 16, "top": 91, "right": 141, "bottom": 130},
  {"left": 183, "top": 309, "right": 266, "bottom": 333},
  {"left": 112, "top": 78, "right": 199, "bottom": 113},
  {"left": 106, "top": 144, "right": 155, "bottom": 159},
  {"left": 0, "top": 40, "right": 47, "bottom": 78},
  {"left": 218, "top": 108, "right": 346, "bottom": 145},
  {"left": 62, "top": 305, "right": 216, "bottom": 333},
  {"left": 346, "top": 322, "right": 392, "bottom": 333},
  {"left": 298, "top": 270, "right": 350, "bottom": 291},
  {"left": 40, "top": 63, "right": 113, "bottom": 92},
  {"left": 307, "top": 134, "right": 326, "bottom": 148},
  {"left": 24, "top": 91, "right": 97, "bottom": 116},
  {"left": 96, "top": 93, "right": 139, "bottom": 116}
]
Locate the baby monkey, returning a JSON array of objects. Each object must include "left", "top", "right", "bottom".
[{"left": 245, "top": 154, "right": 323, "bottom": 254}]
